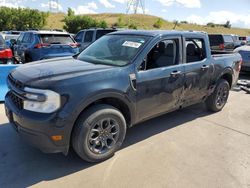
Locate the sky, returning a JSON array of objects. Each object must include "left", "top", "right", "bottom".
[{"left": 0, "top": 0, "right": 250, "bottom": 28}]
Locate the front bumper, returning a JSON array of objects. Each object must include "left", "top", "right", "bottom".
[{"left": 4, "top": 94, "right": 71, "bottom": 154}]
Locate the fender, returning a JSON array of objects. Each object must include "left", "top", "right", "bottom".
[{"left": 216, "top": 67, "right": 233, "bottom": 85}]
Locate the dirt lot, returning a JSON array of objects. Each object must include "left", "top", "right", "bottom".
[{"left": 0, "top": 74, "right": 250, "bottom": 188}]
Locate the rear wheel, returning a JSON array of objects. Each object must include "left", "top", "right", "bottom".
[
  {"left": 72, "top": 105, "right": 126, "bottom": 162},
  {"left": 205, "top": 79, "right": 230, "bottom": 112}
]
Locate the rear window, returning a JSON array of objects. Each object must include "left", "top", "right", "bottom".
[
  {"left": 208, "top": 35, "right": 223, "bottom": 46},
  {"left": 223, "top": 35, "right": 234, "bottom": 43},
  {"left": 39, "top": 34, "right": 74, "bottom": 44},
  {"left": 239, "top": 37, "right": 246, "bottom": 40},
  {"left": 5, "top": 35, "right": 19, "bottom": 40},
  {"left": 96, "top": 30, "right": 116, "bottom": 40}
]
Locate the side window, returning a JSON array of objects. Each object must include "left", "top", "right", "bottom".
[
  {"left": 185, "top": 38, "right": 206, "bottom": 63},
  {"left": 22, "top": 33, "right": 32, "bottom": 43},
  {"left": 144, "top": 39, "right": 179, "bottom": 70},
  {"left": 223, "top": 35, "right": 234, "bottom": 43},
  {"left": 17, "top": 33, "right": 24, "bottom": 44},
  {"left": 74, "top": 31, "right": 84, "bottom": 42},
  {"left": 84, "top": 31, "right": 94, "bottom": 43}
]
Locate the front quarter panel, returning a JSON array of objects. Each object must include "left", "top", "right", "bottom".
[{"left": 50, "top": 65, "right": 136, "bottom": 145}]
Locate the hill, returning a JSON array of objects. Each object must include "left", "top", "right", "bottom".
[{"left": 45, "top": 13, "right": 250, "bottom": 36}]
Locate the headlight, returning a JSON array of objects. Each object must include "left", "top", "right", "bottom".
[{"left": 23, "top": 87, "right": 61, "bottom": 113}]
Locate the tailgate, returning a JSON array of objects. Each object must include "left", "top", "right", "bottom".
[
  {"left": 38, "top": 33, "right": 79, "bottom": 57},
  {"left": 41, "top": 44, "right": 76, "bottom": 54}
]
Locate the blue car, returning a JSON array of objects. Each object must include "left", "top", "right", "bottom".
[
  {"left": 14, "top": 30, "right": 79, "bottom": 63},
  {"left": 234, "top": 45, "right": 250, "bottom": 72}
]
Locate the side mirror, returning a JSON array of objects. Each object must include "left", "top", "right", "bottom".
[
  {"left": 10, "top": 39, "right": 17, "bottom": 45},
  {"left": 138, "top": 58, "right": 147, "bottom": 71}
]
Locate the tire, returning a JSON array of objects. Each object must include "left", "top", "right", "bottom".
[
  {"left": 205, "top": 79, "right": 230, "bottom": 112},
  {"left": 72, "top": 104, "right": 126, "bottom": 163}
]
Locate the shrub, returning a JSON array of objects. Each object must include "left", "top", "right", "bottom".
[
  {"left": 0, "top": 7, "right": 48, "bottom": 31},
  {"left": 63, "top": 8, "right": 108, "bottom": 33},
  {"left": 153, "top": 18, "right": 163, "bottom": 29}
]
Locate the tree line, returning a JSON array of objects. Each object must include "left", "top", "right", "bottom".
[
  {"left": 0, "top": 6, "right": 233, "bottom": 33},
  {"left": 0, "top": 7, "right": 48, "bottom": 31}
]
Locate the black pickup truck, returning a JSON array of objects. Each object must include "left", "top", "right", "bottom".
[{"left": 5, "top": 30, "right": 242, "bottom": 162}]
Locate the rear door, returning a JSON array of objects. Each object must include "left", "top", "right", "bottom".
[
  {"left": 182, "top": 36, "right": 212, "bottom": 106},
  {"left": 136, "top": 36, "right": 185, "bottom": 121},
  {"left": 38, "top": 34, "right": 78, "bottom": 59},
  {"left": 16, "top": 32, "right": 32, "bottom": 62},
  {"left": 82, "top": 30, "right": 94, "bottom": 50}
]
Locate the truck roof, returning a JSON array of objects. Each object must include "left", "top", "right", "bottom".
[{"left": 110, "top": 30, "right": 207, "bottom": 37}]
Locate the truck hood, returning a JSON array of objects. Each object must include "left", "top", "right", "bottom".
[{"left": 11, "top": 57, "right": 114, "bottom": 85}]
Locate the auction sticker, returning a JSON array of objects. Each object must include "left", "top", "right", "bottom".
[{"left": 122, "top": 41, "right": 142, "bottom": 48}]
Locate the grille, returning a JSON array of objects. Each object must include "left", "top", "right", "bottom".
[
  {"left": 8, "top": 74, "right": 24, "bottom": 89},
  {"left": 8, "top": 92, "right": 23, "bottom": 110}
]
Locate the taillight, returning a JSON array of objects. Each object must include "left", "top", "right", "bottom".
[
  {"left": 0, "top": 49, "right": 13, "bottom": 59},
  {"left": 34, "top": 43, "right": 50, "bottom": 48},
  {"left": 219, "top": 44, "right": 225, "bottom": 50}
]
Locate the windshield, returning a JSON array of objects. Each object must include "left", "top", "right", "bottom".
[{"left": 78, "top": 35, "right": 150, "bottom": 66}]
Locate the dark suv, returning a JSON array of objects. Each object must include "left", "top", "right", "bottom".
[
  {"left": 208, "top": 34, "right": 235, "bottom": 51},
  {"left": 14, "top": 30, "right": 79, "bottom": 63},
  {"left": 74, "top": 28, "right": 117, "bottom": 51}
]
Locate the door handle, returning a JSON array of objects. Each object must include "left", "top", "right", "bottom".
[
  {"left": 129, "top": 73, "right": 137, "bottom": 91},
  {"left": 201, "top": 65, "right": 209, "bottom": 70},
  {"left": 170, "top": 70, "right": 182, "bottom": 76}
]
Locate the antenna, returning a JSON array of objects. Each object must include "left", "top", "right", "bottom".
[
  {"left": 126, "top": 0, "right": 145, "bottom": 14},
  {"left": 49, "top": 0, "right": 59, "bottom": 12}
]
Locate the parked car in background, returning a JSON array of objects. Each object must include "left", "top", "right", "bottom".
[
  {"left": 234, "top": 44, "right": 250, "bottom": 72},
  {"left": 74, "top": 28, "right": 117, "bottom": 51},
  {"left": 208, "top": 34, "right": 236, "bottom": 51},
  {"left": 0, "top": 34, "right": 15, "bottom": 64},
  {"left": 239, "top": 36, "right": 247, "bottom": 45},
  {"left": 1, "top": 30, "right": 22, "bottom": 35},
  {"left": 14, "top": 30, "right": 79, "bottom": 63},
  {"left": 5, "top": 30, "right": 242, "bottom": 162},
  {"left": 231, "top": 34, "right": 243, "bottom": 48},
  {"left": 1, "top": 33, "right": 20, "bottom": 53}
]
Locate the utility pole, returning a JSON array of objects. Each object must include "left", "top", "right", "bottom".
[
  {"left": 49, "top": 0, "right": 59, "bottom": 12},
  {"left": 126, "top": 0, "right": 145, "bottom": 14}
]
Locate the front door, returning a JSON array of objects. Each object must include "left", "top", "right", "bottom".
[{"left": 135, "top": 37, "right": 185, "bottom": 122}]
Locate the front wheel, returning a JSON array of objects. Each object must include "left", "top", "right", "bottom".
[
  {"left": 205, "top": 79, "right": 230, "bottom": 112},
  {"left": 72, "top": 105, "right": 126, "bottom": 163}
]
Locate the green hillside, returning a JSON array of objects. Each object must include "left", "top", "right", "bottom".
[{"left": 45, "top": 13, "right": 250, "bottom": 36}]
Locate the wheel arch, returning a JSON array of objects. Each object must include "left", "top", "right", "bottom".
[
  {"left": 218, "top": 68, "right": 233, "bottom": 88},
  {"left": 68, "top": 92, "right": 135, "bottom": 147},
  {"left": 72, "top": 91, "right": 135, "bottom": 129}
]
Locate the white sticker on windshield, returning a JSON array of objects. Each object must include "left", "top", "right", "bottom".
[{"left": 122, "top": 41, "right": 142, "bottom": 48}]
